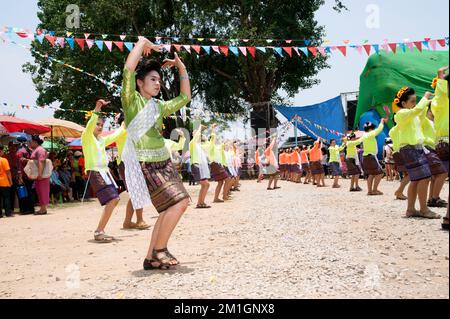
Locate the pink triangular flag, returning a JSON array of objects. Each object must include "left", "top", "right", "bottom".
[
  {"left": 429, "top": 40, "right": 437, "bottom": 50},
  {"left": 183, "top": 45, "right": 191, "bottom": 53},
  {"left": 174, "top": 44, "right": 182, "bottom": 52},
  {"left": 86, "top": 39, "right": 94, "bottom": 49},
  {"left": 293, "top": 47, "right": 300, "bottom": 56},
  {"left": 120, "top": 35, "right": 126, "bottom": 41},
  {"left": 381, "top": 43, "right": 389, "bottom": 53},
  {"left": 56, "top": 37, "right": 65, "bottom": 48},
  {"left": 356, "top": 46, "right": 363, "bottom": 55},
  {"left": 162, "top": 44, "right": 172, "bottom": 52},
  {"left": 104, "top": 41, "right": 113, "bottom": 52},
  {"left": 318, "top": 47, "right": 326, "bottom": 56},
  {"left": 239, "top": 47, "right": 247, "bottom": 56},
  {"left": 212, "top": 46, "right": 220, "bottom": 54}
]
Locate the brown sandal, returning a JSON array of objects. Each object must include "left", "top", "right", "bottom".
[
  {"left": 94, "top": 231, "right": 115, "bottom": 243},
  {"left": 152, "top": 249, "right": 176, "bottom": 269}
]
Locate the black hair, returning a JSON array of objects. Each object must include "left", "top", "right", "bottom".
[
  {"left": 117, "top": 113, "right": 125, "bottom": 126},
  {"left": 347, "top": 132, "right": 356, "bottom": 140},
  {"left": 135, "top": 59, "right": 162, "bottom": 93},
  {"left": 393, "top": 87, "right": 416, "bottom": 109},
  {"left": 330, "top": 139, "right": 336, "bottom": 144},
  {"left": 363, "top": 122, "right": 376, "bottom": 132},
  {"left": 31, "top": 135, "right": 44, "bottom": 145}
]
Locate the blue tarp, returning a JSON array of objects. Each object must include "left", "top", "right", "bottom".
[{"left": 274, "top": 96, "right": 345, "bottom": 144}]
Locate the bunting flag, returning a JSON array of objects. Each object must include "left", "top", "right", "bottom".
[{"left": 1, "top": 27, "right": 448, "bottom": 60}]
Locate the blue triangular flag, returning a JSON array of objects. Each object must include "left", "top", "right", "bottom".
[
  {"left": 399, "top": 43, "right": 406, "bottom": 52},
  {"left": 49, "top": 31, "right": 55, "bottom": 36},
  {"left": 95, "top": 40, "right": 104, "bottom": 51},
  {"left": 299, "top": 47, "right": 309, "bottom": 57},
  {"left": 256, "top": 47, "right": 266, "bottom": 53},
  {"left": 273, "top": 47, "right": 283, "bottom": 57},
  {"left": 422, "top": 41, "right": 430, "bottom": 50},
  {"left": 373, "top": 44, "right": 380, "bottom": 54},
  {"left": 173, "top": 37, "right": 180, "bottom": 42},
  {"left": 201, "top": 46, "right": 211, "bottom": 54},
  {"left": 65, "top": 37, "right": 74, "bottom": 49},
  {"left": 304, "top": 40, "right": 311, "bottom": 46},
  {"left": 229, "top": 46, "right": 239, "bottom": 56},
  {"left": 36, "top": 34, "right": 45, "bottom": 44},
  {"left": 325, "top": 47, "right": 332, "bottom": 54},
  {"left": 124, "top": 42, "right": 134, "bottom": 51}
]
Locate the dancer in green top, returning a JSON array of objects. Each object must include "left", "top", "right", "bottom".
[{"left": 122, "top": 37, "right": 191, "bottom": 270}]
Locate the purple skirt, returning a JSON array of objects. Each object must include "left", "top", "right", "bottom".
[
  {"left": 399, "top": 146, "right": 431, "bottom": 182},
  {"left": 345, "top": 158, "right": 361, "bottom": 176},
  {"left": 425, "top": 147, "right": 447, "bottom": 176},
  {"left": 362, "top": 155, "right": 383, "bottom": 176},
  {"left": 210, "top": 162, "right": 229, "bottom": 182},
  {"left": 330, "top": 162, "right": 342, "bottom": 177},
  {"left": 88, "top": 171, "right": 119, "bottom": 206},
  {"left": 310, "top": 161, "right": 324, "bottom": 175},
  {"left": 393, "top": 152, "right": 407, "bottom": 173}
]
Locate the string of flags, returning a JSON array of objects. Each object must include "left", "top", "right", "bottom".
[
  {"left": 292, "top": 115, "right": 346, "bottom": 138},
  {"left": 1, "top": 26, "right": 448, "bottom": 58}
]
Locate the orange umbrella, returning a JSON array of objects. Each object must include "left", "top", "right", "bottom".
[
  {"left": 39, "top": 118, "right": 85, "bottom": 138},
  {"left": 0, "top": 115, "right": 51, "bottom": 135}
]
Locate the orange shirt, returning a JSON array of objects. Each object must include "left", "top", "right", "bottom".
[
  {"left": 300, "top": 150, "right": 310, "bottom": 164},
  {"left": 265, "top": 145, "right": 277, "bottom": 167},
  {"left": 255, "top": 151, "right": 260, "bottom": 165},
  {"left": 309, "top": 142, "right": 322, "bottom": 162},
  {"left": 291, "top": 151, "right": 301, "bottom": 164},
  {"left": 0, "top": 157, "right": 11, "bottom": 187},
  {"left": 279, "top": 153, "right": 287, "bottom": 165}
]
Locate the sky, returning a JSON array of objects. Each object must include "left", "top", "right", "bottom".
[{"left": 0, "top": 0, "right": 449, "bottom": 138}]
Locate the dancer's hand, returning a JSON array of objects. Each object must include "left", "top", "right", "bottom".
[
  {"left": 381, "top": 118, "right": 387, "bottom": 124},
  {"left": 176, "top": 128, "right": 184, "bottom": 137},
  {"left": 438, "top": 66, "right": 448, "bottom": 79},
  {"left": 424, "top": 91, "right": 434, "bottom": 100},
  {"left": 162, "top": 53, "right": 186, "bottom": 70},
  {"left": 138, "top": 37, "right": 162, "bottom": 56},
  {"left": 95, "top": 99, "right": 110, "bottom": 112}
]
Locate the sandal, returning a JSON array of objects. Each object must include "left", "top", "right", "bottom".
[
  {"left": 34, "top": 211, "right": 47, "bottom": 215},
  {"left": 274, "top": 186, "right": 281, "bottom": 189},
  {"left": 143, "top": 259, "right": 166, "bottom": 270},
  {"left": 152, "top": 249, "right": 176, "bottom": 269},
  {"left": 196, "top": 203, "right": 211, "bottom": 209},
  {"left": 94, "top": 231, "right": 115, "bottom": 243},
  {"left": 135, "top": 221, "right": 151, "bottom": 230},
  {"left": 374, "top": 191, "right": 384, "bottom": 196},
  {"left": 162, "top": 248, "right": 179, "bottom": 265},
  {"left": 406, "top": 210, "right": 421, "bottom": 218},
  {"left": 395, "top": 193, "right": 407, "bottom": 200},
  {"left": 267, "top": 187, "right": 274, "bottom": 190},
  {"left": 428, "top": 198, "right": 448, "bottom": 208}
]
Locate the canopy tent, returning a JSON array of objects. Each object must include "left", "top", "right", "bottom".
[
  {"left": 274, "top": 96, "right": 346, "bottom": 144},
  {"left": 68, "top": 130, "right": 117, "bottom": 150},
  {"left": 354, "top": 49, "right": 449, "bottom": 129}
]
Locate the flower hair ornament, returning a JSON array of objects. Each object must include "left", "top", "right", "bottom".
[
  {"left": 431, "top": 77, "right": 438, "bottom": 89},
  {"left": 392, "top": 86, "right": 409, "bottom": 114}
]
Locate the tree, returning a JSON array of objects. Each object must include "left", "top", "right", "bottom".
[{"left": 25, "top": 0, "right": 346, "bottom": 132}]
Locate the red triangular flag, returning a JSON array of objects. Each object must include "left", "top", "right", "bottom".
[
  {"left": 308, "top": 47, "right": 317, "bottom": 57},
  {"left": 113, "top": 41, "right": 124, "bottom": 52},
  {"left": 363, "top": 44, "right": 372, "bottom": 55},
  {"left": 247, "top": 47, "right": 256, "bottom": 58},
  {"left": 219, "top": 46, "right": 229, "bottom": 56},
  {"left": 437, "top": 39, "right": 446, "bottom": 47},
  {"left": 388, "top": 43, "right": 397, "bottom": 54},
  {"left": 191, "top": 45, "right": 201, "bottom": 54},
  {"left": 75, "top": 38, "right": 85, "bottom": 50},
  {"left": 337, "top": 46, "right": 347, "bottom": 56},
  {"left": 16, "top": 32, "right": 29, "bottom": 38},
  {"left": 282, "top": 47, "right": 293, "bottom": 57},
  {"left": 174, "top": 44, "right": 182, "bottom": 52},
  {"left": 414, "top": 41, "right": 423, "bottom": 52},
  {"left": 45, "top": 35, "right": 55, "bottom": 46}
]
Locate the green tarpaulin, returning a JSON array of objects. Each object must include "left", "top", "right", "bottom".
[{"left": 354, "top": 49, "right": 449, "bottom": 129}]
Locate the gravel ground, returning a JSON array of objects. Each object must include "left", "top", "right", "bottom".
[{"left": 0, "top": 179, "right": 448, "bottom": 299}]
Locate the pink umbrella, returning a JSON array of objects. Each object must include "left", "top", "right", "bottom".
[{"left": 0, "top": 115, "right": 51, "bottom": 135}]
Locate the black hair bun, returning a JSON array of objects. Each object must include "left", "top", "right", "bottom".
[{"left": 31, "top": 134, "right": 44, "bottom": 145}]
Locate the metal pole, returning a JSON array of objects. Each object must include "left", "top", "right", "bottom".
[{"left": 294, "top": 116, "right": 298, "bottom": 147}]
